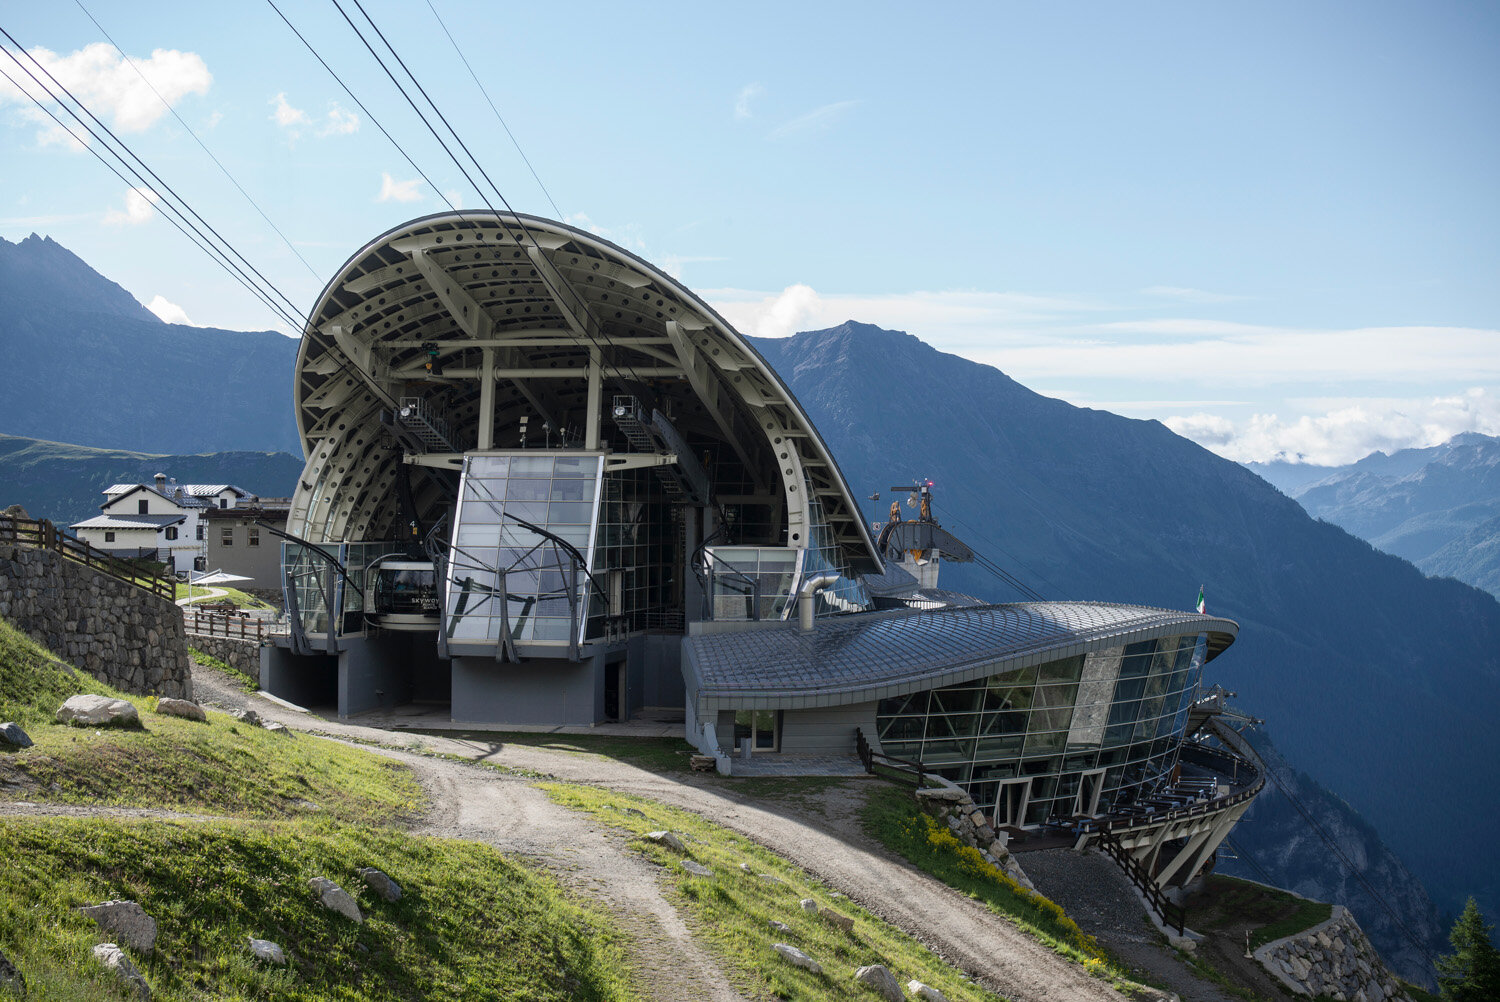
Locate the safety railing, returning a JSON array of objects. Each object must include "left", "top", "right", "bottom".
[
  {"left": 855, "top": 727, "right": 929, "bottom": 787},
  {"left": 0, "top": 516, "right": 174, "bottom": 601},
  {"left": 184, "top": 609, "right": 265, "bottom": 641},
  {"left": 1096, "top": 829, "right": 1186, "bottom": 934}
]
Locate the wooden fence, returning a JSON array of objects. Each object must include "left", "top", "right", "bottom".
[
  {"left": 184, "top": 610, "right": 265, "bottom": 641},
  {"left": 1096, "top": 829, "right": 1187, "bottom": 934},
  {"left": 0, "top": 516, "right": 175, "bottom": 601}
]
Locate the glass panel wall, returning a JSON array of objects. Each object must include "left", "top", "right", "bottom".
[
  {"left": 443, "top": 453, "right": 603, "bottom": 647},
  {"left": 705, "top": 546, "right": 800, "bottom": 621},
  {"left": 876, "top": 634, "right": 1207, "bottom": 826}
]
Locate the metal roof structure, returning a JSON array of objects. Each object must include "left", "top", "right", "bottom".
[
  {"left": 285, "top": 211, "right": 879, "bottom": 573},
  {"left": 684, "top": 601, "right": 1239, "bottom": 712},
  {"left": 71, "top": 514, "right": 185, "bottom": 530}
]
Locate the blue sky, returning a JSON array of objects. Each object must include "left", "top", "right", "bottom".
[{"left": 2, "top": 1, "right": 1496, "bottom": 464}]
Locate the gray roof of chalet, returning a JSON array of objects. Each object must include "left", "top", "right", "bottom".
[
  {"left": 683, "top": 601, "right": 1239, "bottom": 713},
  {"left": 72, "top": 514, "right": 185, "bottom": 530}
]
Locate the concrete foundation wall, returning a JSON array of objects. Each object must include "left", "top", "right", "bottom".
[
  {"left": 451, "top": 653, "right": 606, "bottom": 726},
  {"left": 635, "top": 634, "right": 685, "bottom": 708},
  {"left": 0, "top": 544, "right": 192, "bottom": 698},
  {"left": 780, "top": 702, "right": 877, "bottom": 754},
  {"left": 261, "top": 644, "right": 337, "bottom": 708}
]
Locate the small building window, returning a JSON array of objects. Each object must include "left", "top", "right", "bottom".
[
  {"left": 248, "top": 526, "right": 260, "bottom": 547},
  {"left": 221, "top": 527, "right": 234, "bottom": 547},
  {"left": 165, "top": 526, "right": 178, "bottom": 540},
  {"left": 137, "top": 499, "right": 149, "bottom": 514},
  {"left": 219, "top": 498, "right": 228, "bottom": 509},
  {"left": 105, "top": 531, "right": 115, "bottom": 542},
  {"left": 196, "top": 524, "right": 205, "bottom": 541}
]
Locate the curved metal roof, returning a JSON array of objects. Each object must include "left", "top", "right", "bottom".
[
  {"left": 684, "top": 601, "right": 1239, "bottom": 712},
  {"left": 288, "top": 211, "right": 878, "bottom": 570}
]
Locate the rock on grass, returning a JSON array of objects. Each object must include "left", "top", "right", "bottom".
[
  {"left": 56, "top": 695, "right": 137, "bottom": 727},
  {"left": 773, "top": 943, "right": 821, "bottom": 974}
]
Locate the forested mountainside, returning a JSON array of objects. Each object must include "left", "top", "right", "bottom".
[
  {"left": 753, "top": 323, "right": 1500, "bottom": 944},
  {"left": 0, "top": 433, "right": 303, "bottom": 527},
  {"left": 0, "top": 234, "right": 301, "bottom": 455}
]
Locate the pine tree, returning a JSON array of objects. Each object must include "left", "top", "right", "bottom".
[{"left": 1437, "top": 898, "right": 1500, "bottom": 1002}]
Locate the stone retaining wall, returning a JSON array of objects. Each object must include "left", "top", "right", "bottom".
[
  {"left": 1254, "top": 905, "right": 1413, "bottom": 1002},
  {"left": 914, "top": 780, "right": 1037, "bottom": 891},
  {"left": 184, "top": 633, "right": 262, "bottom": 678},
  {"left": 0, "top": 545, "right": 192, "bottom": 699}
]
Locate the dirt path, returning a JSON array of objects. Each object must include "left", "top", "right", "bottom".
[{"left": 196, "top": 669, "right": 1130, "bottom": 1002}]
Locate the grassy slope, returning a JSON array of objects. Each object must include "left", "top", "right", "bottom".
[
  {"left": 546, "top": 783, "right": 1026, "bottom": 1002},
  {"left": 175, "top": 584, "right": 275, "bottom": 610},
  {"left": 860, "top": 785, "right": 1114, "bottom": 971},
  {"left": 0, "top": 618, "right": 637, "bottom": 1001}
]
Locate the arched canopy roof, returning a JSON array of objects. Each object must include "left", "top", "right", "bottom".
[
  {"left": 683, "top": 601, "right": 1239, "bottom": 713},
  {"left": 288, "top": 211, "right": 879, "bottom": 571}
]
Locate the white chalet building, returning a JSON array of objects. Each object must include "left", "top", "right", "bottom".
[{"left": 71, "top": 473, "right": 249, "bottom": 576}]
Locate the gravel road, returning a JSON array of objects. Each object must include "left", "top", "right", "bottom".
[{"left": 193, "top": 665, "right": 1131, "bottom": 1002}]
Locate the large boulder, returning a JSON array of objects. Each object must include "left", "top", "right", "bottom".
[
  {"left": 230, "top": 708, "right": 260, "bottom": 726},
  {"left": 91, "top": 944, "right": 149, "bottom": 1000},
  {"left": 247, "top": 938, "right": 286, "bottom": 965},
  {"left": 56, "top": 695, "right": 138, "bottom": 727},
  {"left": 907, "top": 981, "right": 950, "bottom": 1002},
  {"left": 78, "top": 901, "right": 157, "bottom": 952},
  {"left": 0, "top": 723, "right": 31, "bottom": 749},
  {"left": 358, "top": 867, "right": 402, "bottom": 903},
  {"left": 645, "top": 830, "right": 686, "bottom": 853},
  {"left": 308, "top": 877, "right": 362, "bottom": 923},
  {"left": 772, "top": 943, "right": 821, "bottom": 974},
  {"left": 153, "top": 698, "right": 205, "bottom": 723},
  {"left": 853, "top": 964, "right": 904, "bottom": 1001}
]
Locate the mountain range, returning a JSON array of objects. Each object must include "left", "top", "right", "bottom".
[
  {"left": 1249, "top": 434, "right": 1500, "bottom": 599},
  {"left": 5, "top": 236, "right": 1492, "bottom": 985},
  {"left": 0, "top": 234, "right": 301, "bottom": 455},
  {"left": 0, "top": 432, "right": 303, "bottom": 527}
]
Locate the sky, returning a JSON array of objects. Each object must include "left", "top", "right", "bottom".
[{"left": 2, "top": 1, "right": 1496, "bottom": 466}]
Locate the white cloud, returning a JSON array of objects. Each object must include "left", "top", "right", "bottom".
[
  {"left": 1166, "top": 390, "right": 1500, "bottom": 465},
  {"left": 0, "top": 44, "right": 210, "bottom": 146},
  {"left": 270, "top": 92, "right": 308, "bottom": 128},
  {"left": 564, "top": 212, "right": 646, "bottom": 253},
  {"left": 1141, "top": 285, "right": 1247, "bottom": 304},
  {"left": 768, "top": 99, "right": 860, "bottom": 140},
  {"left": 319, "top": 104, "right": 358, "bottom": 136},
  {"left": 443, "top": 188, "right": 465, "bottom": 209},
  {"left": 271, "top": 93, "right": 357, "bottom": 138},
  {"left": 377, "top": 172, "right": 424, "bottom": 203},
  {"left": 145, "top": 294, "right": 192, "bottom": 325},
  {"left": 102, "top": 186, "right": 159, "bottom": 225},
  {"left": 734, "top": 82, "right": 764, "bottom": 120}
]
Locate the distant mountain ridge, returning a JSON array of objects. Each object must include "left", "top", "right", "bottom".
[
  {"left": 0, "top": 233, "right": 302, "bottom": 455},
  {"left": 752, "top": 322, "right": 1500, "bottom": 948},
  {"left": 0, "top": 432, "right": 304, "bottom": 527},
  {"left": 1249, "top": 433, "right": 1500, "bottom": 598}
]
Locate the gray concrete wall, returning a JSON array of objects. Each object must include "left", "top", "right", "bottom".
[
  {"left": 338, "top": 635, "right": 415, "bottom": 716},
  {"left": 780, "top": 701, "right": 878, "bottom": 755},
  {"left": 451, "top": 653, "right": 605, "bottom": 726},
  {"left": 0, "top": 544, "right": 192, "bottom": 698},
  {"left": 203, "top": 519, "right": 282, "bottom": 589},
  {"left": 261, "top": 643, "right": 337, "bottom": 708},
  {"left": 635, "top": 634, "right": 685, "bottom": 708}
]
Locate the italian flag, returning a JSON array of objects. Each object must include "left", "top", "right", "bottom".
[{"left": 1195, "top": 585, "right": 1206, "bottom": 615}]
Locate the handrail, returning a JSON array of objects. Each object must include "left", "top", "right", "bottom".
[
  {"left": 855, "top": 727, "right": 929, "bottom": 787},
  {"left": 1096, "top": 828, "right": 1186, "bottom": 934},
  {"left": 0, "top": 516, "right": 174, "bottom": 601},
  {"left": 184, "top": 609, "right": 265, "bottom": 641}
]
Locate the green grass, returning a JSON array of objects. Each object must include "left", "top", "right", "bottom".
[
  {"left": 1, "top": 618, "right": 418, "bottom": 825},
  {"left": 0, "top": 816, "right": 636, "bottom": 1002},
  {"left": 1187, "top": 875, "right": 1333, "bottom": 949},
  {"left": 543, "top": 782, "right": 1025, "bottom": 1002},
  {"left": 175, "top": 584, "right": 274, "bottom": 610},
  {"left": 187, "top": 646, "right": 258, "bottom": 691},
  {"left": 860, "top": 785, "right": 1117, "bottom": 970},
  {"left": 408, "top": 727, "right": 696, "bottom": 773}
]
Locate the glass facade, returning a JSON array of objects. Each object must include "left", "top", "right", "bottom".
[
  {"left": 705, "top": 546, "right": 800, "bottom": 621},
  {"left": 444, "top": 453, "right": 604, "bottom": 647},
  {"left": 876, "top": 634, "right": 1207, "bottom": 826}
]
